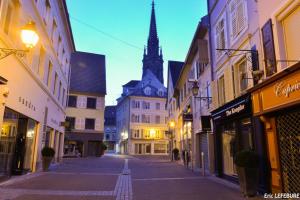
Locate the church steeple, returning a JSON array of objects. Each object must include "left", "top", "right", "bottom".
[
  {"left": 148, "top": 0, "right": 158, "bottom": 56},
  {"left": 142, "top": 0, "right": 164, "bottom": 84}
]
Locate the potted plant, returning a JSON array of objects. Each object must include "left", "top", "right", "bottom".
[
  {"left": 99, "top": 142, "right": 107, "bottom": 156},
  {"left": 234, "top": 149, "right": 260, "bottom": 197},
  {"left": 41, "top": 147, "right": 55, "bottom": 171},
  {"left": 172, "top": 148, "right": 180, "bottom": 160}
]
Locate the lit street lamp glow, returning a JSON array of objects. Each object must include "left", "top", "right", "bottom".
[
  {"left": 169, "top": 121, "right": 175, "bottom": 128},
  {"left": 21, "top": 21, "right": 39, "bottom": 49}
]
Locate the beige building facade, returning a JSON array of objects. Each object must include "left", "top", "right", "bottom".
[
  {"left": 0, "top": 0, "right": 75, "bottom": 177},
  {"left": 65, "top": 52, "right": 106, "bottom": 157}
]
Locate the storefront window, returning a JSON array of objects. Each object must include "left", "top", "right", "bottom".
[
  {"left": 23, "top": 119, "right": 37, "bottom": 170},
  {"left": 154, "top": 143, "right": 166, "bottom": 153},
  {"left": 222, "top": 122, "right": 237, "bottom": 176},
  {"left": 0, "top": 109, "right": 18, "bottom": 175}
]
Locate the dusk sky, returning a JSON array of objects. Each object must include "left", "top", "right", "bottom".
[{"left": 66, "top": 0, "right": 207, "bottom": 105}]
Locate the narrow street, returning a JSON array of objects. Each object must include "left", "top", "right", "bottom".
[{"left": 0, "top": 154, "right": 244, "bottom": 200}]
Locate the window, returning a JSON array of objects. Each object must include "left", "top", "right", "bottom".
[
  {"left": 156, "top": 103, "right": 160, "bottom": 110},
  {"left": 142, "top": 101, "right": 150, "bottom": 109},
  {"left": 154, "top": 144, "right": 167, "bottom": 154},
  {"left": 53, "top": 73, "right": 58, "bottom": 95},
  {"left": 4, "top": 4, "right": 12, "bottom": 34},
  {"left": 46, "top": 61, "right": 52, "bottom": 87},
  {"left": 132, "top": 100, "right": 140, "bottom": 109},
  {"left": 66, "top": 117, "right": 75, "bottom": 130},
  {"left": 218, "top": 76, "right": 225, "bottom": 106},
  {"left": 38, "top": 47, "right": 45, "bottom": 78},
  {"left": 158, "top": 90, "right": 164, "bottom": 96},
  {"left": 216, "top": 16, "right": 226, "bottom": 58},
  {"left": 236, "top": 58, "right": 248, "bottom": 94},
  {"left": 62, "top": 88, "right": 65, "bottom": 106},
  {"left": 51, "top": 19, "right": 57, "bottom": 42},
  {"left": 131, "top": 114, "right": 140, "bottom": 123},
  {"left": 44, "top": 0, "right": 51, "bottom": 24},
  {"left": 106, "top": 134, "right": 110, "bottom": 140},
  {"left": 230, "top": 0, "right": 247, "bottom": 40},
  {"left": 144, "top": 87, "right": 151, "bottom": 95},
  {"left": 57, "top": 35, "right": 62, "bottom": 56},
  {"left": 155, "top": 115, "right": 160, "bottom": 124},
  {"left": 68, "top": 95, "right": 77, "bottom": 107},
  {"left": 85, "top": 118, "right": 95, "bottom": 130},
  {"left": 142, "top": 115, "right": 150, "bottom": 123},
  {"left": 87, "top": 97, "right": 96, "bottom": 109},
  {"left": 58, "top": 81, "right": 62, "bottom": 100},
  {"left": 131, "top": 129, "right": 140, "bottom": 138}
]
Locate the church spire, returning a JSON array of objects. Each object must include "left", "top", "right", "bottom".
[
  {"left": 147, "top": 0, "right": 159, "bottom": 56},
  {"left": 142, "top": 0, "right": 164, "bottom": 84}
]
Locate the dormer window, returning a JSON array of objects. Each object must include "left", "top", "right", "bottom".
[
  {"left": 144, "top": 87, "right": 151, "bottom": 95},
  {"left": 157, "top": 89, "right": 164, "bottom": 97}
]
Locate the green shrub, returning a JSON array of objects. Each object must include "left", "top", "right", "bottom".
[
  {"left": 234, "top": 150, "right": 259, "bottom": 168},
  {"left": 41, "top": 146, "right": 55, "bottom": 157},
  {"left": 100, "top": 142, "right": 107, "bottom": 151}
]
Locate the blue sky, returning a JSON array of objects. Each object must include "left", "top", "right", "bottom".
[{"left": 66, "top": 0, "right": 207, "bottom": 105}]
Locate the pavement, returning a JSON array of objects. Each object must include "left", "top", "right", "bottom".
[{"left": 0, "top": 154, "right": 252, "bottom": 200}]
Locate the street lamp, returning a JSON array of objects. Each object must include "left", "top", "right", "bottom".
[
  {"left": 190, "top": 80, "right": 212, "bottom": 109},
  {"left": 168, "top": 120, "right": 175, "bottom": 161},
  {"left": 21, "top": 21, "right": 39, "bottom": 48},
  {"left": 0, "top": 21, "right": 39, "bottom": 60}
]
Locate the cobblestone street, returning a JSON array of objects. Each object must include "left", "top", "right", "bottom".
[{"left": 0, "top": 154, "right": 247, "bottom": 200}]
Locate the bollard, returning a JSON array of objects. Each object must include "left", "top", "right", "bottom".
[{"left": 201, "top": 152, "right": 205, "bottom": 176}]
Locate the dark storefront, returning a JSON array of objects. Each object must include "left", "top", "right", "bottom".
[
  {"left": 211, "top": 94, "right": 269, "bottom": 192},
  {"left": 64, "top": 132, "right": 103, "bottom": 157},
  {"left": 251, "top": 62, "right": 300, "bottom": 193},
  {"left": 0, "top": 108, "right": 37, "bottom": 178}
]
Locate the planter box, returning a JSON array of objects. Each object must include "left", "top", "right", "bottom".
[
  {"left": 42, "top": 157, "right": 53, "bottom": 172},
  {"left": 237, "top": 166, "right": 259, "bottom": 197}
]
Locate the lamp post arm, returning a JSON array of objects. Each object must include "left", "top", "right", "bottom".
[{"left": 0, "top": 48, "right": 28, "bottom": 60}]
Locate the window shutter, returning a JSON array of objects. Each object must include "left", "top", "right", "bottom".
[
  {"left": 224, "top": 66, "right": 234, "bottom": 102},
  {"left": 81, "top": 96, "right": 87, "bottom": 108},
  {"left": 262, "top": 19, "right": 277, "bottom": 77},
  {"left": 198, "top": 39, "right": 209, "bottom": 64},
  {"left": 80, "top": 118, "right": 85, "bottom": 129},
  {"left": 76, "top": 96, "right": 82, "bottom": 108},
  {"left": 211, "top": 80, "right": 219, "bottom": 110},
  {"left": 237, "top": 0, "right": 246, "bottom": 34},
  {"left": 231, "top": 6, "right": 238, "bottom": 38},
  {"left": 95, "top": 118, "right": 101, "bottom": 131},
  {"left": 96, "top": 97, "right": 102, "bottom": 109},
  {"left": 75, "top": 118, "right": 80, "bottom": 129}
]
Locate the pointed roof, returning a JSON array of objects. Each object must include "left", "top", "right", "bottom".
[
  {"left": 148, "top": 0, "right": 158, "bottom": 45},
  {"left": 168, "top": 61, "right": 184, "bottom": 86}
]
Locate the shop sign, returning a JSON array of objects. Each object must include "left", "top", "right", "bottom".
[
  {"left": 274, "top": 81, "right": 300, "bottom": 98},
  {"left": 252, "top": 69, "right": 300, "bottom": 115},
  {"left": 226, "top": 104, "right": 245, "bottom": 117},
  {"left": 212, "top": 95, "right": 251, "bottom": 121}
]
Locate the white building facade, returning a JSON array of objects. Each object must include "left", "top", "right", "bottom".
[
  {"left": 0, "top": 0, "right": 75, "bottom": 177},
  {"left": 65, "top": 52, "right": 106, "bottom": 157},
  {"left": 117, "top": 73, "right": 169, "bottom": 155}
]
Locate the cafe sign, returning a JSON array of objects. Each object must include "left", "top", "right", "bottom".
[
  {"left": 252, "top": 69, "right": 300, "bottom": 115},
  {"left": 274, "top": 81, "right": 300, "bottom": 98}
]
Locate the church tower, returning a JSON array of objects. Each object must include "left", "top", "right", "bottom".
[{"left": 142, "top": 0, "right": 164, "bottom": 84}]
